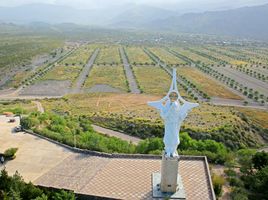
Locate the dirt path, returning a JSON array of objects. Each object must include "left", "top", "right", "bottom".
[
  {"left": 32, "top": 101, "right": 44, "bottom": 113},
  {"left": 119, "top": 47, "right": 140, "bottom": 94},
  {"left": 72, "top": 49, "right": 99, "bottom": 93},
  {"left": 92, "top": 124, "right": 141, "bottom": 145}
]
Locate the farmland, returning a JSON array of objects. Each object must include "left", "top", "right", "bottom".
[
  {"left": 148, "top": 47, "right": 188, "bottom": 65},
  {"left": 84, "top": 65, "right": 128, "bottom": 92},
  {"left": 40, "top": 45, "right": 95, "bottom": 85},
  {"left": 176, "top": 66, "right": 243, "bottom": 100},
  {"left": 96, "top": 46, "right": 121, "bottom": 65},
  {"left": 132, "top": 65, "right": 188, "bottom": 96},
  {"left": 125, "top": 47, "right": 154, "bottom": 64},
  {"left": 1, "top": 38, "right": 268, "bottom": 152}
]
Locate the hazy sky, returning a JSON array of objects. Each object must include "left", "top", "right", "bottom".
[{"left": 0, "top": 0, "right": 268, "bottom": 10}]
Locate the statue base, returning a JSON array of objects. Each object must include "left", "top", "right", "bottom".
[
  {"left": 152, "top": 173, "right": 186, "bottom": 199},
  {"left": 152, "top": 152, "right": 186, "bottom": 199}
]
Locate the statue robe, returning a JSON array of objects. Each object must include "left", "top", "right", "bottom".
[{"left": 148, "top": 98, "right": 199, "bottom": 156}]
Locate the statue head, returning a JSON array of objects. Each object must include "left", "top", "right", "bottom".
[{"left": 169, "top": 91, "right": 179, "bottom": 102}]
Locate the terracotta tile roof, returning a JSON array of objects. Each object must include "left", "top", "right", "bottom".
[{"left": 35, "top": 154, "right": 215, "bottom": 200}]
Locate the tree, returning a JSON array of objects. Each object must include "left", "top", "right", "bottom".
[
  {"left": 252, "top": 151, "right": 268, "bottom": 170},
  {"left": 250, "top": 166, "right": 268, "bottom": 199}
]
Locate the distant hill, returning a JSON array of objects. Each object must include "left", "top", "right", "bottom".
[
  {"left": 0, "top": 3, "right": 268, "bottom": 40},
  {"left": 107, "top": 5, "right": 177, "bottom": 29},
  {"left": 147, "top": 3, "right": 268, "bottom": 40}
]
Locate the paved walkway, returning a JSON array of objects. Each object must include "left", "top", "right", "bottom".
[{"left": 0, "top": 115, "right": 73, "bottom": 182}]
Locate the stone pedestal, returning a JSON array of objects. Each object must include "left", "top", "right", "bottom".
[
  {"left": 160, "top": 153, "right": 179, "bottom": 192},
  {"left": 152, "top": 152, "right": 186, "bottom": 199}
]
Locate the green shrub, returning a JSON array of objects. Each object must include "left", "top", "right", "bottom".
[
  {"left": 212, "top": 174, "right": 225, "bottom": 197},
  {"left": 4, "top": 148, "right": 18, "bottom": 159}
]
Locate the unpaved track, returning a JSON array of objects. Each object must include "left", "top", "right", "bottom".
[
  {"left": 119, "top": 47, "right": 140, "bottom": 94},
  {"left": 216, "top": 66, "right": 268, "bottom": 95},
  {"left": 72, "top": 49, "right": 99, "bottom": 93},
  {"left": 92, "top": 124, "right": 141, "bottom": 145},
  {"left": 31, "top": 101, "right": 139, "bottom": 143},
  {"left": 32, "top": 101, "right": 44, "bottom": 113}
]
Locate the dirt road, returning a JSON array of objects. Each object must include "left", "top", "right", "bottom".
[
  {"left": 119, "top": 47, "right": 140, "bottom": 94},
  {"left": 72, "top": 49, "right": 99, "bottom": 93}
]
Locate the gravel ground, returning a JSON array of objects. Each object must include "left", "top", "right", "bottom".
[
  {"left": 216, "top": 66, "right": 268, "bottom": 95},
  {"left": 119, "top": 47, "right": 140, "bottom": 94},
  {"left": 72, "top": 49, "right": 99, "bottom": 93},
  {"left": 20, "top": 80, "right": 71, "bottom": 96},
  {"left": 84, "top": 84, "right": 123, "bottom": 93}
]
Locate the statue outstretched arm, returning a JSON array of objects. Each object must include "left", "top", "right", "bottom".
[
  {"left": 177, "top": 93, "right": 186, "bottom": 104},
  {"left": 179, "top": 101, "right": 199, "bottom": 121},
  {"left": 148, "top": 96, "right": 169, "bottom": 110}
]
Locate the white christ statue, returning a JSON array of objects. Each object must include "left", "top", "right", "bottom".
[{"left": 148, "top": 68, "right": 199, "bottom": 157}]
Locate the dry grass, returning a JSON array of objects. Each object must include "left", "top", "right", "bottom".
[
  {"left": 149, "top": 48, "right": 187, "bottom": 65},
  {"left": 171, "top": 47, "right": 216, "bottom": 65},
  {"left": 132, "top": 66, "right": 174, "bottom": 95},
  {"left": 96, "top": 46, "right": 121, "bottom": 64},
  {"left": 42, "top": 93, "right": 242, "bottom": 132},
  {"left": 60, "top": 45, "right": 94, "bottom": 66},
  {"left": 41, "top": 65, "right": 82, "bottom": 85},
  {"left": 235, "top": 107, "right": 268, "bottom": 129},
  {"left": 0, "top": 100, "right": 37, "bottom": 114},
  {"left": 125, "top": 47, "right": 154, "bottom": 64},
  {"left": 84, "top": 65, "right": 128, "bottom": 92},
  {"left": 177, "top": 66, "right": 243, "bottom": 100}
]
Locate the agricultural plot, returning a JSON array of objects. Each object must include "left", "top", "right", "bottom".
[
  {"left": 234, "top": 65, "right": 268, "bottom": 83},
  {"left": 215, "top": 66, "right": 268, "bottom": 96},
  {"left": 176, "top": 66, "right": 243, "bottom": 100},
  {"left": 96, "top": 46, "right": 121, "bottom": 64},
  {"left": 40, "top": 46, "right": 95, "bottom": 85},
  {"left": 132, "top": 65, "right": 187, "bottom": 96},
  {"left": 59, "top": 45, "right": 95, "bottom": 66},
  {"left": 194, "top": 46, "right": 243, "bottom": 65},
  {"left": 170, "top": 47, "right": 216, "bottom": 65},
  {"left": 228, "top": 47, "right": 268, "bottom": 65},
  {"left": 203, "top": 46, "right": 248, "bottom": 65},
  {"left": 41, "top": 65, "right": 82, "bottom": 84},
  {"left": 148, "top": 48, "right": 187, "bottom": 65},
  {"left": 125, "top": 47, "right": 154, "bottom": 64},
  {"left": 84, "top": 65, "right": 128, "bottom": 92}
]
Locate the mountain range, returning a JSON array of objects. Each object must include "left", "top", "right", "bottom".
[{"left": 0, "top": 3, "right": 268, "bottom": 40}]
